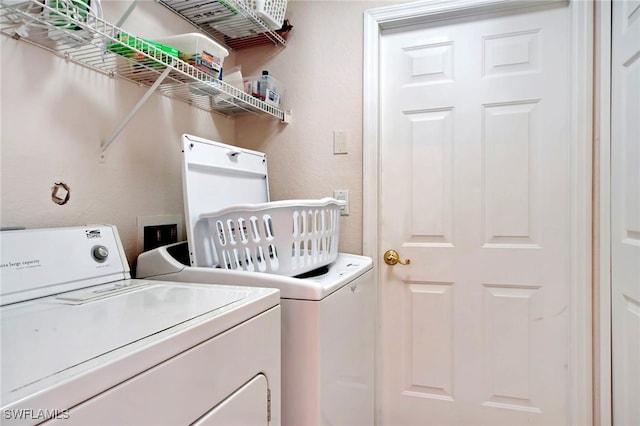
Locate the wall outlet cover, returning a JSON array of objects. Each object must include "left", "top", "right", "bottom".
[{"left": 137, "top": 215, "right": 185, "bottom": 254}]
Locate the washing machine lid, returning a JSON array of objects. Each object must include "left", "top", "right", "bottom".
[
  {"left": 1, "top": 279, "right": 279, "bottom": 409},
  {"left": 181, "top": 134, "right": 269, "bottom": 268}
]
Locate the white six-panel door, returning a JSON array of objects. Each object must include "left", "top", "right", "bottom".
[
  {"left": 611, "top": 1, "right": 640, "bottom": 425},
  {"left": 379, "top": 3, "right": 574, "bottom": 425}
]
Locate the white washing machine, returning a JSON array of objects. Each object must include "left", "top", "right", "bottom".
[
  {"left": 136, "top": 134, "right": 375, "bottom": 426},
  {"left": 1, "top": 225, "right": 281, "bottom": 426}
]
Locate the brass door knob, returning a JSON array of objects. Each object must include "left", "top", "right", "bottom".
[{"left": 383, "top": 249, "right": 411, "bottom": 266}]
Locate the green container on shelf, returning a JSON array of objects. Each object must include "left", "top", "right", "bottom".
[{"left": 107, "top": 32, "right": 180, "bottom": 65}]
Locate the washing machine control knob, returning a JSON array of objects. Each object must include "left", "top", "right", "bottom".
[{"left": 92, "top": 245, "right": 109, "bottom": 263}]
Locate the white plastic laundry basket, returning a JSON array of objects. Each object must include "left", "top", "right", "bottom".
[
  {"left": 246, "top": 0, "right": 287, "bottom": 30},
  {"left": 201, "top": 198, "right": 341, "bottom": 276}
]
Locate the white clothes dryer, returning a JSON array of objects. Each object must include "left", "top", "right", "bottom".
[
  {"left": 136, "top": 134, "right": 375, "bottom": 426},
  {"left": 1, "top": 225, "right": 280, "bottom": 426}
]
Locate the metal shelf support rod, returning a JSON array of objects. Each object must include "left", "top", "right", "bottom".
[
  {"left": 99, "top": 65, "right": 172, "bottom": 161},
  {"left": 115, "top": 0, "right": 140, "bottom": 28}
]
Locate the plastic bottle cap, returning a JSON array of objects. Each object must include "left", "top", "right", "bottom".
[{"left": 262, "top": 70, "right": 269, "bottom": 76}]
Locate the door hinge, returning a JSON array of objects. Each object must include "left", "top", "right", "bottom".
[{"left": 267, "top": 388, "right": 272, "bottom": 422}]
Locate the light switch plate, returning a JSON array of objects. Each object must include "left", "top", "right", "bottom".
[{"left": 333, "top": 130, "right": 348, "bottom": 154}]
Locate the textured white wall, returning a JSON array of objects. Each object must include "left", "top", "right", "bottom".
[
  {"left": 0, "top": 1, "right": 237, "bottom": 264},
  {"left": 0, "top": 0, "right": 399, "bottom": 264}
]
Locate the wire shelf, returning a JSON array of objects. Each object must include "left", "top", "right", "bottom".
[
  {"left": 158, "top": 0, "right": 287, "bottom": 49},
  {"left": 0, "top": 0, "right": 287, "bottom": 120}
]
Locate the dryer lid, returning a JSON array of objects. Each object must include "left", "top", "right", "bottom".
[{"left": 181, "top": 134, "right": 269, "bottom": 267}]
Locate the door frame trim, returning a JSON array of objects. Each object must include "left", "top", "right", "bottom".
[
  {"left": 362, "top": 1, "right": 594, "bottom": 424},
  {"left": 595, "top": 1, "right": 612, "bottom": 424}
]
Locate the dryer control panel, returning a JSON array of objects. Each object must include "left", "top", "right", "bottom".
[{"left": 0, "top": 225, "right": 129, "bottom": 305}]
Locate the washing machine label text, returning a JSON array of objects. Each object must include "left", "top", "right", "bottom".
[
  {"left": 3, "top": 408, "right": 70, "bottom": 421},
  {"left": 0, "top": 259, "right": 41, "bottom": 270}
]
